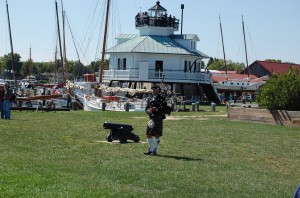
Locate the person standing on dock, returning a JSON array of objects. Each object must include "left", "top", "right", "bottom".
[
  {"left": 144, "top": 85, "right": 169, "bottom": 156},
  {"left": 0, "top": 85, "right": 4, "bottom": 119},
  {"left": 2, "top": 83, "right": 13, "bottom": 120}
]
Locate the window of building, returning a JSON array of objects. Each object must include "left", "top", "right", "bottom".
[
  {"left": 184, "top": 60, "right": 188, "bottom": 72},
  {"left": 197, "top": 62, "right": 201, "bottom": 72},
  {"left": 118, "top": 58, "right": 126, "bottom": 70}
]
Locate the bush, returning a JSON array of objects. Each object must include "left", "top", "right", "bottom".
[{"left": 257, "top": 66, "right": 300, "bottom": 110}]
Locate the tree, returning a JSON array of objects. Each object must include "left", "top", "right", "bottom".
[
  {"left": 264, "top": 59, "right": 282, "bottom": 63},
  {"left": 67, "top": 60, "right": 84, "bottom": 79},
  {"left": 89, "top": 59, "right": 109, "bottom": 73},
  {"left": 0, "top": 53, "right": 22, "bottom": 79},
  {"left": 207, "top": 57, "right": 214, "bottom": 67},
  {"left": 256, "top": 66, "right": 300, "bottom": 110},
  {"left": 207, "top": 57, "right": 245, "bottom": 72}
]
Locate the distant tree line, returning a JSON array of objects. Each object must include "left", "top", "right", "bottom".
[
  {"left": 0, "top": 52, "right": 109, "bottom": 81},
  {"left": 206, "top": 57, "right": 245, "bottom": 72}
]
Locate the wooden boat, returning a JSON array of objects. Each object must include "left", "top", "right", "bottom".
[{"left": 16, "top": 94, "right": 63, "bottom": 101}]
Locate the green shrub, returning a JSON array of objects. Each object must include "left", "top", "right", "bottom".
[{"left": 257, "top": 66, "right": 300, "bottom": 110}]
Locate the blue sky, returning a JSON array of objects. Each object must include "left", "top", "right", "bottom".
[{"left": 0, "top": 0, "right": 299, "bottom": 66}]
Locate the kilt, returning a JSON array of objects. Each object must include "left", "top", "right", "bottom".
[{"left": 146, "top": 117, "right": 163, "bottom": 136}]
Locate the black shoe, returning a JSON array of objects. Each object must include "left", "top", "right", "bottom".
[{"left": 144, "top": 150, "right": 152, "bottom": 155}]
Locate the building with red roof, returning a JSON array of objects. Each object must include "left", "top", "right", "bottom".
[
  {"left": 210, "top": 60, "right": 300, "bottom": 93},
  {"left": 245, "top": 61, "right": 300, "bottom": 77}
]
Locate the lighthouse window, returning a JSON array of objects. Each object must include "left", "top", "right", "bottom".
[{"left": 184, "top": 60, "right": 188, "bottom": 72}]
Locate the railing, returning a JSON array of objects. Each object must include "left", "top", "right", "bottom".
[
  {"left": 135, "top": 16, "right": 179, "bottom": 30},
  {"left": 103, "top": 69, "right": 212, "bottom": 83},
  {"left": 103, "top": 70, "right": 139, "bottom": 79}
]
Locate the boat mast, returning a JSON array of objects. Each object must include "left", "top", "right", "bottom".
[
  {"left": 55, "top": 0, "right": 65, "bottom": 82},
  {"left": 54, "top": 44, "right": 58, "bottom": 83},
  {"left": 242, "top": 15, "right": 249, "bottom": 77},
  {"left": 219, "top": 15, "right": 227, "bottom": 74},
  {"left": 29, "top": 47, "right": 32, "bottom": 85},
  {"left": 61, "top": 0, "right": 68, "bottom": 80},
  {"left": 99, "top": 0, "right": 111, "bottom": 84},
  {"left": 6, "top": 0, "right": 17, "bottom": 89}
]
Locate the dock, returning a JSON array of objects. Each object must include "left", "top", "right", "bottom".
[{"left": 11, "top": 107, "right": 70, "bottom": 112}]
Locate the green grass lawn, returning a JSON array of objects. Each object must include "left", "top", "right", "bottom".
[{"left": 0, "top": 105, "right": 299, "bottom": 197}]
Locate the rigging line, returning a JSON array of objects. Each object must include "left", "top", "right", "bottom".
[
  {"left": 65, "top": 14, "right": 81, "bottom": 63},
  {"left": 235, "top": 32, "right": 243, "bottom": 65},
  {"left": 106, "top": 0, "right": 116, "bottom": 58},
  {"left": 110, "top": 0, "right": 117, "bottom": 46},
  {"left": 113, "top": 0, "right": 122, "bottom": 33},
  {"left": 83, "top": 0, "right": 105, "bottom": 61},
  {"left": 111, "top": 0, "right": 122, "bottom": 45},
  {"left": 94, "top": 1, "right": 107, "bottom": 60},
  {"left": 94, "top": 16, "right": 106, "bottom": 61},
  {"left": 42, "top": 2, "right": 58, "bottom": 64},
  {"left": 215, "top": 24, "right": 221, "bottom": 59},
  {"left": 80, "top": 0, "right": 100, "bottom": 47},
  {"left": 245, "top": 24, "right": 260, "bottom": 62},
  {"left": 80, "top": 0, "right": 101, "bottom": 54},
  {"left": 65, "top": 13, "right": 89, "bottom": 64}
]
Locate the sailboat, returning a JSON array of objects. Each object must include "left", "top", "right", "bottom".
[
  {"left": 15, "top": 1, "right": 67, "bottom": 107},
  {"left": 69, "top": 0, "right": 151, "bottom": 111},
  {"left": 212, "top": 16, "right": 266, "bottom": 92}
]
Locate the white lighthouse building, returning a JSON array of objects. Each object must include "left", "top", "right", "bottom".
[{"left": 103, "top": 1, "right": 220, "bottom": 103}]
